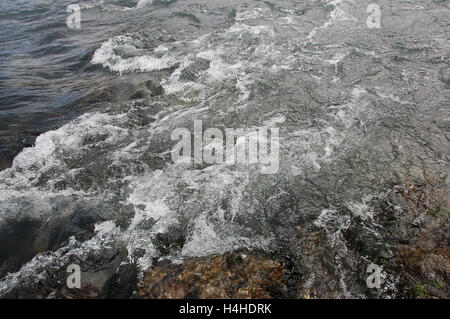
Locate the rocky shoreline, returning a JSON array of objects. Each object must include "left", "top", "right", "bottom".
[
  {"left": 137, "top": 178, "right": 449, "bottom": 299},
  {"left": 1, "top": 176, "right": 447, "bottom": 299},
  {"left": 0, "top": 0, "right": 448, "bottom": 299}
]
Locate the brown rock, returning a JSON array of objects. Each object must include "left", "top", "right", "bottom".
[
  {"left": 394, "top": 179, "right": 450, "bottom": 298},
  {"left": 138, "top": 249, "right": 289, "bottom": 299}
]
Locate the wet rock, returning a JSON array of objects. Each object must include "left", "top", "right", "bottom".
[
  {"left": 179, "top": 58, "right": 210, "bottom": 82},
  {"left": 0, "top": 218, "right": 41, "bottom": 278},
  {"left": 287, "top": 176, "right": 449, "bottom": 299},
  {"left": 392, "top": 180, "right": 449, "bottom": 298},
  {"left": 138, "top": 249, "right": 291, "bottom": 299},
  {"left": 134, "top": 177, "right": 448, "bottom": 300},
  {"left": 46, "top": 209, "right": 104, "bottom": 250},
  {"left": 378, "top": 179, "right": 449, "bottom": 298},
  {"left": 108, "top": 262, "right": 139, "bottom": 298},
  {"left": 145, "top": 80, "right": 165, "bottom": 97},
  {"left": 152, "top": 224, "right": 186, "bottom": 255},
  {"left": 126, "top": 106, "right": 156, "bottom": 128},
  {"left": 130, "top": 90, "right": 149, "bottom": 100},
  {"left": 0, "top": 239, "right": 124, "bottom": 299}
]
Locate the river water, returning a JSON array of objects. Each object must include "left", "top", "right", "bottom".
[{"left": 0, "top": 0, "right": 448, "bottom": 298}]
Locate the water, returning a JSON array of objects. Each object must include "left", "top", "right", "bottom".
[{"left": 0, "top": 0, "right": 448, "bottom": 298}]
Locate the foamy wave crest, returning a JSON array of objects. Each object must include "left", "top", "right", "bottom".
[
  {"left": 91, "top": 35, "right": 176, "bottom": 74},
  {"left": 136, "top": 0, "right": 177, "bottom": 9}
]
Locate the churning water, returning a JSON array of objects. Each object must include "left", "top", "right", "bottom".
[{"left": 0, "top": 0, "right": 448, "bottom": 297}]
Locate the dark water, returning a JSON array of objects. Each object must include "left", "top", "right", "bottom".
[
  {"left": 0, "top": 0, "right": 448, "bottom": 297},
  {"left": 0, "top": 0, "right": 165, "bottom": 169}
]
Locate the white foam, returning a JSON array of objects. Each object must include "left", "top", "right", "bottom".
[
  {"left": 123, "top": 162, "right": 272, "bottom": 264},
  {"left": 0, "top": 112, "right": 127, "bottom": 190},
  {"left": 91, "top": 36, "right": 176, "bottom": 74},
  {"left": 136, "top": 0, "right": 153, "bottom": 9},
  {"left": 306, "top": 0, "right": 357, "bottom": 41},
  {"left": 94, "top": 220, "right": 116, "bottom": 235}
]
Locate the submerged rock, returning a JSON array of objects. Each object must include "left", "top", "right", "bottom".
[
  {"left": 146, "top": 80, "right": 165, "bottom": 97},
  {"left": 393, "top": 180, "right": 449, "bottom": 298},
  {"left": 136, "top": 178, "right": 449, "bottom": 300},
  {"left": 138, "top": 249, "right": 295, "bottom": 299},
  {"left": 0, "top": 218, "right": 41, "bottom": 278}
]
